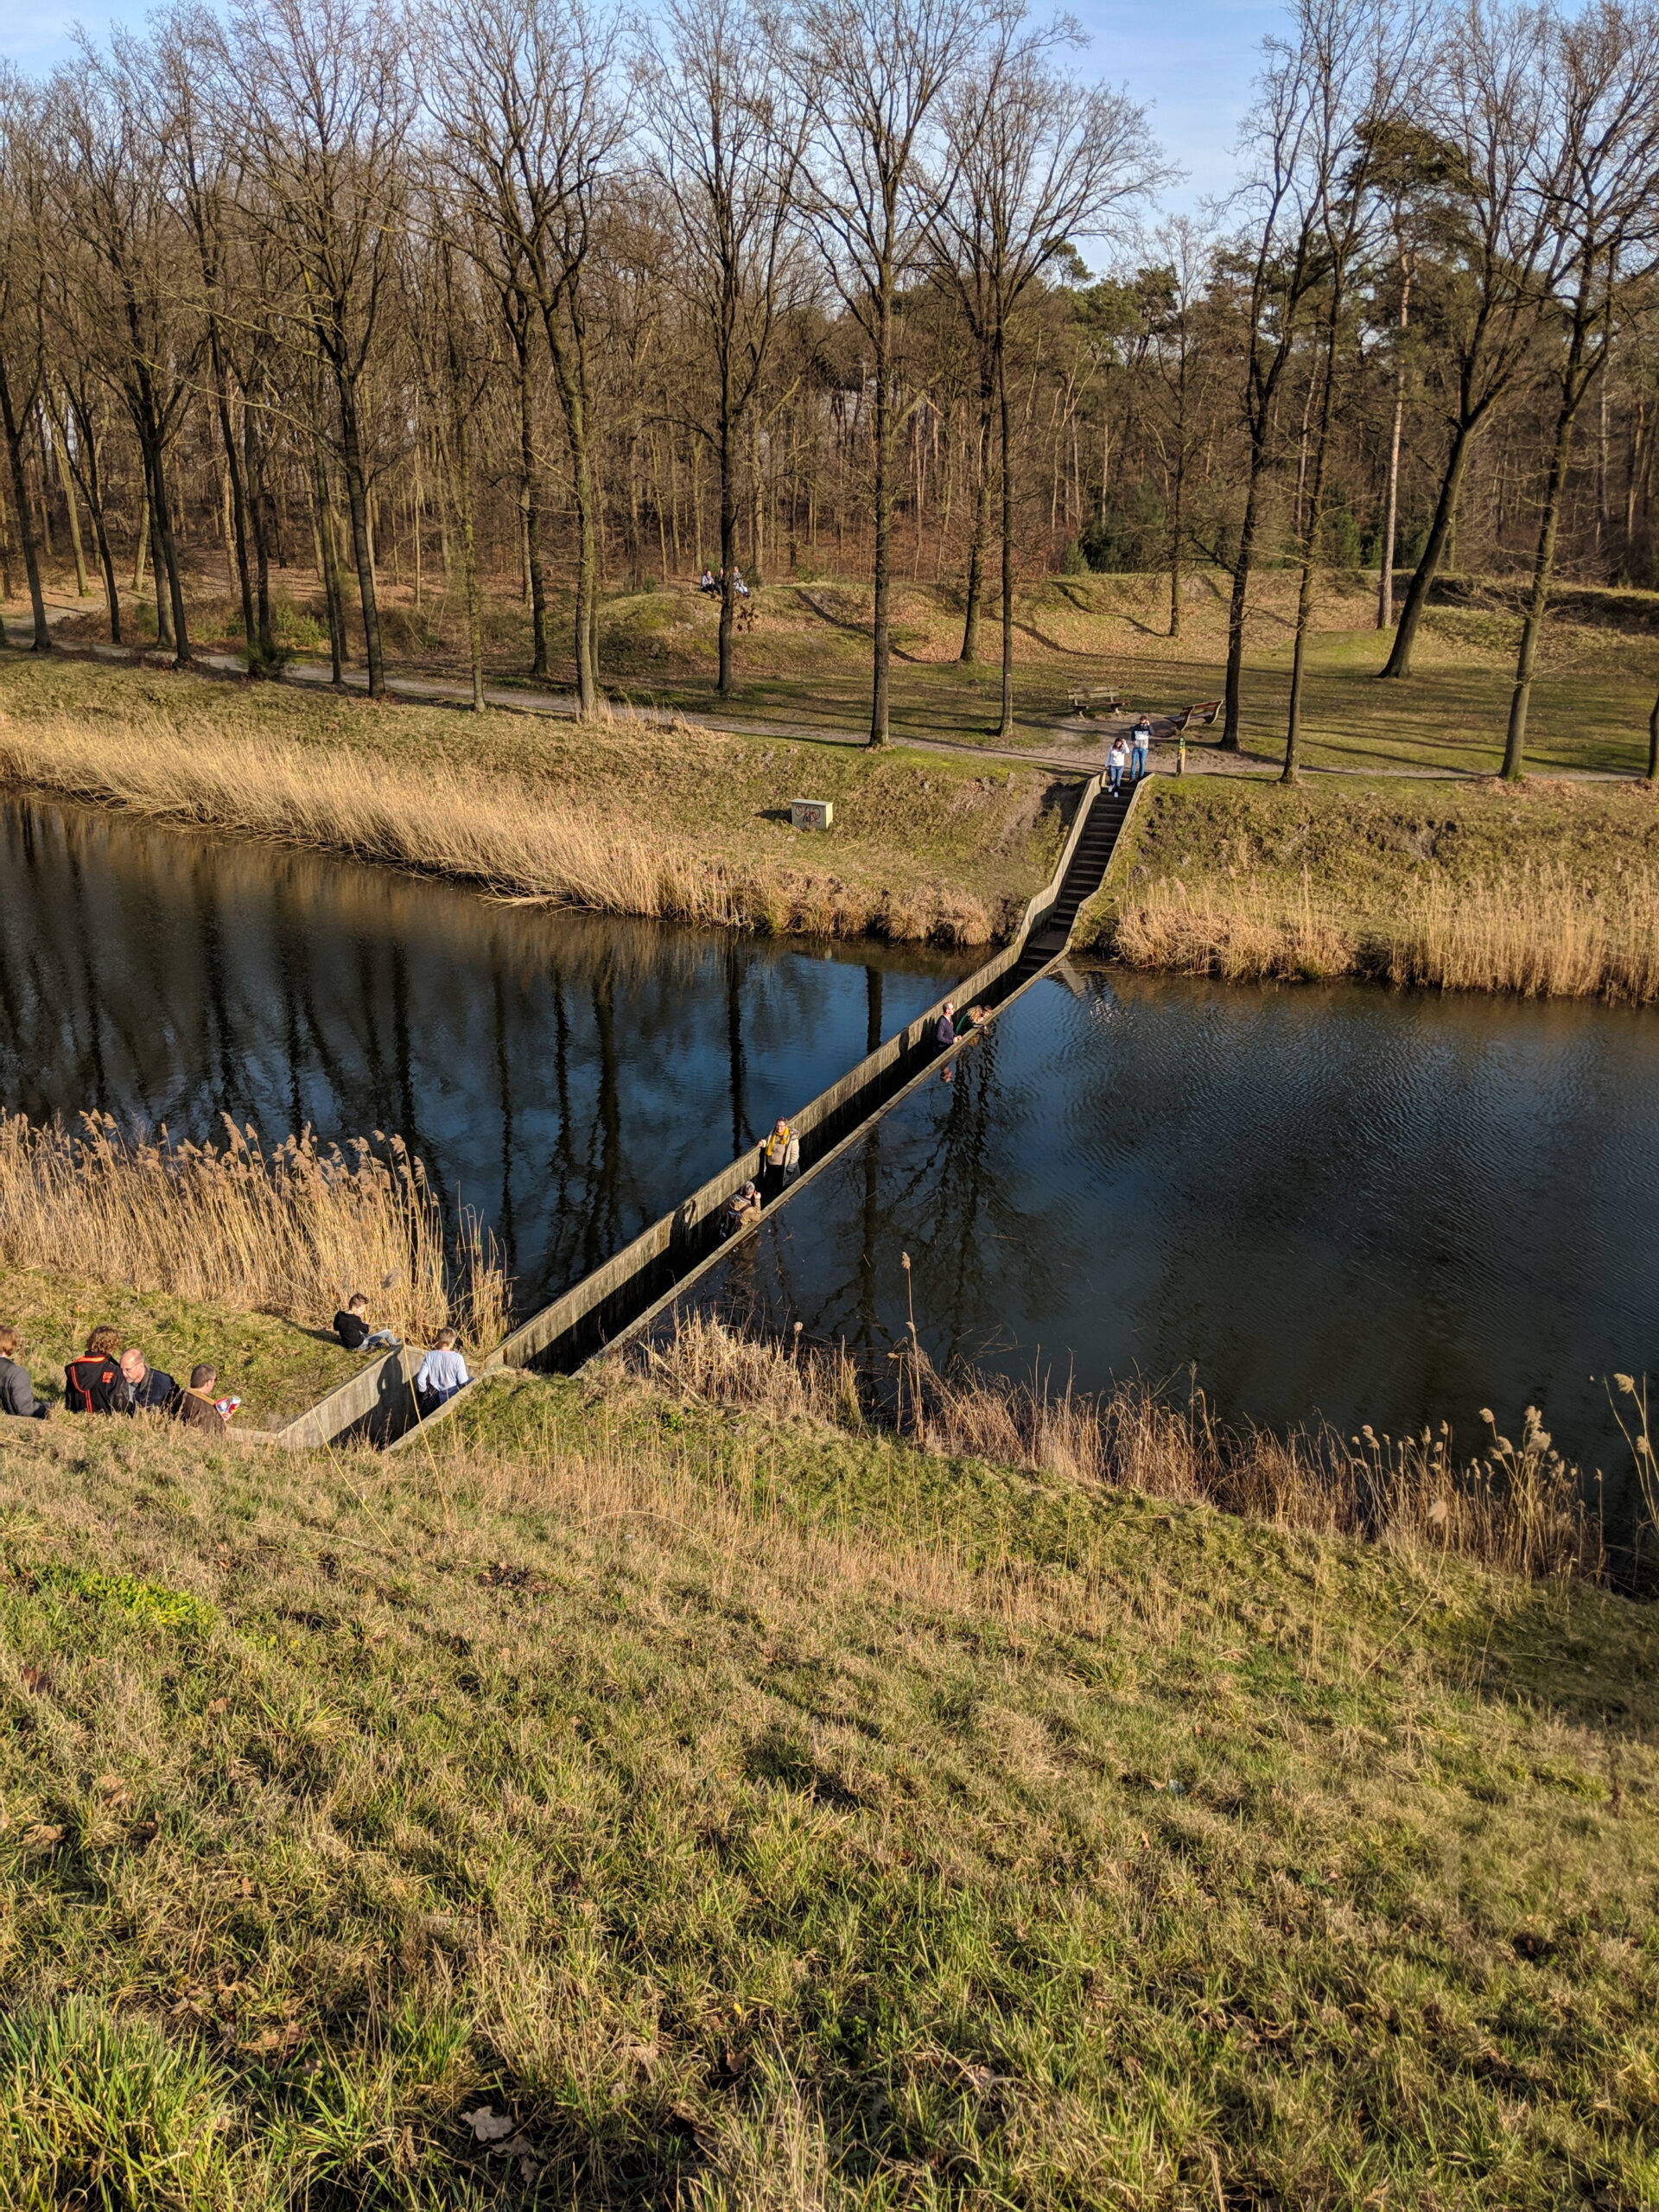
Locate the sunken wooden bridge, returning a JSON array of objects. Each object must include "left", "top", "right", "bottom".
[{"left": 274, "top": 771, "right": 1141, "bottom": 1453}]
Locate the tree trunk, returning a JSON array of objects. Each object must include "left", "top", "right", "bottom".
[
  {"left": 959, "top": 360, "right": 992, "bottom": 664},
  {"left": 1648, "top": 692, "right": 1658, "bottom": 781},
  {"left": 309, "top": 443, "right": 346, "bottom": 685},
  {"left": 147, "top": 428, "right": 191, "bottom": 666},
  {"left": 48, "top": 410, "right": 89, "bottom": 598},
  {"left": 1376, "top": 265, "right": 1411, "bottom": 632},
  {"left": 997, "top": 329, "right": 1014, "bottom": 741},
  {"left": 541, "top": 302, "right": 599, "bottom": 714},
  {"left": 334, "top": 369, "right": 385, "bottom": 697},
  {"left": 454, "top": 401, "right": 484, "bottom": 713},
  {"left": 717, "top": 372, "right": 737, "bottom": 697},
  {"left": 869, "top": 295, "right": 893, "bottom": 746},
  {"left": 516, "top": 335, "right": 549, "bottom": 681},
  {"left": 1285, "top": 317, "right": 1340, "bottom": 785},
  {"left": 213, "top": 354, "right": 257, "bottom": 668},
  {"left": 0, "top": 353, "right": 49, "bottom": 652},
  {"left": 1220, "top": 440, "right": 1266, "bottom": 752},
  {"left": 1379, "top": 416, "right": 1474, "bottom": 679},
  {"left": 1502, "top": 333, "right": 1591, "bottom": 781}
]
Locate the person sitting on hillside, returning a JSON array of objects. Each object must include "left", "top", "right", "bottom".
[
  {"left": 171, "top": 1363, "right": 229, "bottom": 1434},
  {"left": 698, "top": 568, "right": 717, "bottom": 594},
  {"left": 760, "top": 1119, "right": 800, "bottom": 1203},
  {"left": 119, "top": 1346, "right": 176, "bottom": 1414},
  {"left": 0, "top": 1327, "right": 49, "bottom": 1420},
  {"left": 334, "top": 1293, "right": 400, "bottom": 1353},
  {"left": 721, "top": 1180, "right": 761, "bottom": 1240},
  {"left": 732, "top": 569, "right": 750, "bottom": 598},
  {"left": 64, "top": 1326, "right": 125, "bottom": 1414},
  {"left": 416, "top": 1329, "right": 470, "bottom": 1413}
]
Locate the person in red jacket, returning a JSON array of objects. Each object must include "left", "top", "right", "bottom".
[{"left": 64, "top": 1325, "right": 124, "bottom": 1414}]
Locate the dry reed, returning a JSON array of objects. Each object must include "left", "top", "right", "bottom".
[
  {"left": 0, "top": 709, "right": 994, "bottom": 944},
  {"left": 0, "top": 1110, "right": 508, "bottom": 1351},
  {"left": 1113, "top": 860, "right": 1659, "bottom": 1001},
  {"left": 634, "top": 1313, "right": 1607, "bottom": 1583}
]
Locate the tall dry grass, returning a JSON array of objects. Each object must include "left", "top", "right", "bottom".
[
  {"left": 1113, "top": 860, "right": 1659, "bottom": 1001},
  {"left": 0, "top": 1110, "right": 508, "bottom": 1351},
  {"left": 0, "top": 707, "right": 994, "bottom": 944},
  {"left": 635, "top": 1313, "right": 1606, "bottom": 1583}
]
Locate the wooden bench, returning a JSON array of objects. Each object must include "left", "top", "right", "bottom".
[
  {"left": 1069, "top": 685, "right": 1125, "bottom": 717},
  {"left": 1174, "top": 699, "right": 1222, "bottom": 732}
]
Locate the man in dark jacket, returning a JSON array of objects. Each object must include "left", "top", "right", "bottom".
[
  {"left": 0, "top": 1327, "right": 48, "bottom": 1419},
  {"left": 119, "top": 1348, "right": 176, "bottom": 1414},
  {"left": 171, "top": 1364, "right": 227, "bottom": 1434},
  {"left": 64, "top": 1327, "right": 125, "bottom": 1414}
]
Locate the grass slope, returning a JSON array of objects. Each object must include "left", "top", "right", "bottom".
[
  {"left": 45, "top": 563, "right": 1659, "bottom": 775},
  {"left": 0, "top": 1363, "right": 1654, "bottom": 2208},
  {"left": 0, "top": 1266, "right": 364, "bottom": 1428},
  {"left": 0, "top": 655, "right": 1071, "bottom": 944}
]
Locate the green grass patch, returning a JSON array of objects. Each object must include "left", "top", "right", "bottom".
[
  {"left": 0, "top": 1265, "right": 365, "bottom": 1428},
  {"left": 0, "top": 1369, "right": 1653, "bottom": 2206},
  {"left": 26, "top": 1564, "right": 217, "bottom": 1637}
]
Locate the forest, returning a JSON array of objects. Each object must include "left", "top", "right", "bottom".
[{"left": 0, "top": 0, "right": 1656, "bottom": 772}]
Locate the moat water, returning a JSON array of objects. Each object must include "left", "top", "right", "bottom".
[{"left": 4, "top": 791, "right": 1657, "bottom": 1507}]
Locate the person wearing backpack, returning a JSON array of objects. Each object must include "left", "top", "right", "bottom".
[{"left": 64, "top": 1326, "right": 124, "bottom": 1414}]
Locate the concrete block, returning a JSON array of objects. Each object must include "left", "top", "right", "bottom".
[{"left": 791, "top": 798, "right": 834, "bottom": 830}]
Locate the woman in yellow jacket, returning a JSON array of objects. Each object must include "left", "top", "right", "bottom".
[{"left": 760, "top": 1118, "right": 800, "bottom": 1204}]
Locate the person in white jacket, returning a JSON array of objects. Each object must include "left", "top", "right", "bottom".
[{"left": 416, "top": 1329, "right": 470, "bottom": 1412}]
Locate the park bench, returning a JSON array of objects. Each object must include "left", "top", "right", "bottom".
[
  {"left": 1174, "top": 698, "right": 1222, "bottom": 732},
  {"left": 1069, "top": 684, "right": 1125, "bottom": 717}
]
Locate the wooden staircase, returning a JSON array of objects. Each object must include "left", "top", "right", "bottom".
[{"left": 1014, "top": 781, "right": 1136, "bottom": 981}]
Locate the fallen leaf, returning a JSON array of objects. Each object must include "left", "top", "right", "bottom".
[
  {"left": 461, "top": 2108, "right": 518, "bottom": 2145},
  {"left": 21, "top": 1821, "right": 64, "bottom": 1849},
  {"left": 93, "top": 1772, "right": 126, "bottom": 1800},
  {"left": 129, "top": 1820, "right": 160, "bottom": 1846},
  {"left": 206, "top": 1699, "right": 229, "bottom": 1716}
]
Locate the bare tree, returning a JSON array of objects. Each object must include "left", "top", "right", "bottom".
[
  {"left": 1378, "top": 0, "right": 1556, "bottom": 679},
  {"left": 1500, "top": 0, "right": 1659, "bottom": 778},
  {"left": 1211, "top": 12, "right": 1344, "bottom": 752},
  {"left": 642, "top": 0, "right": 808, "bottom": 696},
  {"left": 233, "top": 0, "right": 414, "bottom": 698},
  {"left": 1281, "top": 0, "right": 1425, "bottom": 783},
  {"left": 0, "top": 70, "right": 51, "bottom": 651},
  {"left": 790, "top": 0, "right": 985, "bottom": 744},
  {"left": 52, "top": 35, "right": 207, "bottom": 664},
  {"left": 931, "top": 20, "right": 1156, "bottom": 738},
  {"left": 432, "top": 0, "right": 629, "bottom": 715}
]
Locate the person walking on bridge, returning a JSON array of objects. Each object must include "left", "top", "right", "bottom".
[{"left": 761, "top": 1118, "right": 799, "bottom": 1204}]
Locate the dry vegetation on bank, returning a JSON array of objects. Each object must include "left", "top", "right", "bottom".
[
  {"left": 0, "top": 1355, "right": 1655, "bottom": 2209},
  {"left": 632, "top": 1314, "right": 1635, "bottom": 1586},
  {"left": 0, "top": 1111, "right": 506, "bottom": 1355},
  {"left": 0, "top": 655, "right": 1071, "bottom": 944},
  {"left": 1087, "top": 776, "right": 1659, "bottom": 1000}
]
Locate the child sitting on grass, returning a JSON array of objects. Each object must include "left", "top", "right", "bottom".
[{"left": 334, "top": 1293, "right": 400, "bottom": 1353}]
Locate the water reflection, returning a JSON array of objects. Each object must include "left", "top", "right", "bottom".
[
  {"left": 695, "top": 964, "right": 1659, "bottom": 1489},
  {"left": 0, "top": 796, "right": 959, "bottom": 1306}
]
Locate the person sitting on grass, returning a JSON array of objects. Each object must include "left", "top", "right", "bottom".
[
  {"left": 0, "top": 1327, "right": 49, "bottom": 1420},
  {"left": 334, "top": 1293, "right": 400, "bottom": 1352},
  {"left": 119, "top": 1347, "right": 176, "bottom": 1414},
  {"left": 721, "top": 1180, "right": 761, "bottom": 1240},
  {"left": 171, "top": 1363, "right": 230, "bottom": 1434},
  {"left": 416, "top": 1329, "right": 470, "bottom": 1413},
  {"left": 64, "top": 1326, "right": 125, "bottom": 1414}
]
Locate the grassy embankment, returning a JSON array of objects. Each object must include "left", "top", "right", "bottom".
[
  {"left": 0, "top": 1326, "right": 1655, "bottom": 2209},
  {"left": 0, "top": 654, "right": 1071, "bottom": 945},
  {"left": 45, "top": 559, "right": 1659, "bottom": 773},
  {"left": 1083, "top": 776, "right": 1659, "bottom": 1001},
  {"left": 0, "top": 1114, "right": 508, "bottom": 1427}
]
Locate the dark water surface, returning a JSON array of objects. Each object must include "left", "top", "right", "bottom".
[
  {"left": 0, "top": 796, "right": 959, "bottom": 1308},
  {"left": 7, "top": 793, "right": 1658, "bottom": 1491},
  {"left": 692, "top": 963, "right": 1659, "bottom": 1484}
]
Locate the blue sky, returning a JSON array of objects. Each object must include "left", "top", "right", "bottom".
[{"left": 1, "top": 0, "right": 1281, "bottom": 218}]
